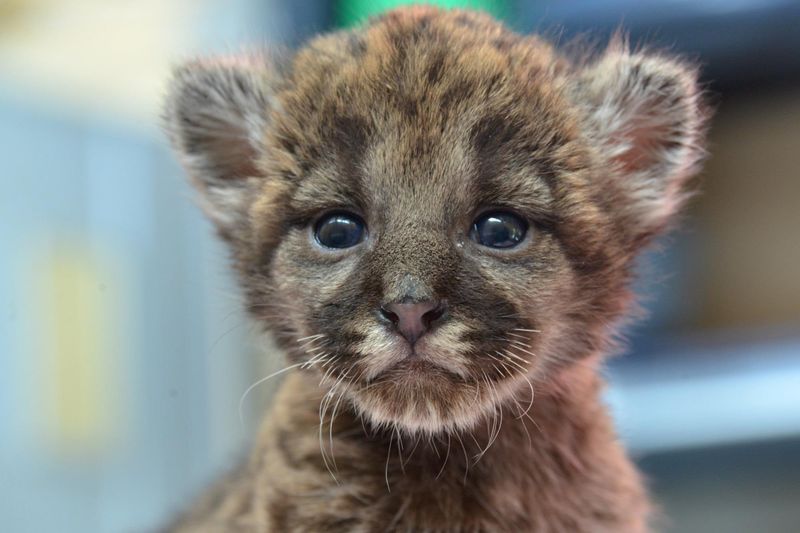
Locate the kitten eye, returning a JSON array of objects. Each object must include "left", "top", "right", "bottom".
[
  {"left": 470, "top": 211, "right": 528, "bottom": 249},
  {"left": 314, "top": 212, "right": 366, "bottom": 249}
]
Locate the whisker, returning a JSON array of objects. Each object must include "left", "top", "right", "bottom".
[
  {"left": 507, "top": 343, "right": 537, "bottom": 359},
  {"left": 239, "top": 362, "right": 305, "bottom": 426},
  {"left": 474, "top": 372, "right": 501, "bottom": 462},
  {"left": 487, "top": 359, "right": 508, "bottom": 379},
  {"left": 512, "top": 398, "right": 534, "bottom": 451},
  {"left": 516, "top": 373, "right": 536, "bottom": 421},
  {"left": 328, "top": 384, "right": 348, "bottom": 472},
  {"left": 488, "top": 380, "right": 503, "bottom": 451},
  {"left": 402, "top": 434, "right": 421, "bottom": 468},
  {"left": 454, "top": 431, "right": 470, "bottom": 484},
  {"left": 502, "top": 349, "right": 531, "bottom": 366},
  {"left": 395, "top": 426, "right": 406, "bottom": 475},
  {"left": 327, "top": 361, "right": 358, "bottom": 473},
  {"left": 208, "top": 321, "right": 252, "bottom": 357},
  {"left": 385, "top": 431, "right": 394, "bottom": 493},
  {"left": 318, "top": 383, "right": 340, "bottom": 484},
  {"left": 303, "top": 351, "right": 329, "bottom": 368},
  {"left": 520, "top": 410, "right": 545, "bottom": 438},
  {"left": 495, "top": 351, "right": 527, "bottom": 373},
  {"left": 435, "top": 432, "right": 452, "bottom": 479},
  {"left": 320, "top": 365, "right": 338, "bottom": 386},
  {"left": 297, "top": 335, "right": 327, "bottom": 349}
]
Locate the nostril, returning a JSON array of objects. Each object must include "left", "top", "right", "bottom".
[
  {"left": 421, "top": 302, "right": 446, "bottom": 327},
  {"left": 379, "top": 306, "right": 400, "bottom": 325}
]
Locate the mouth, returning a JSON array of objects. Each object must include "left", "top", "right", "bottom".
[
  {"left": 379, "top": 356, "right": 465, "bottom": 384},
  {"left": 373, "top": 335, "right": 474, "bottom": 383},
  {"left": 347, "top": 357, "right": 500, "bottom": 435},
  {"left": 392, "top": 357, "right": 441, "bottom": 373}
]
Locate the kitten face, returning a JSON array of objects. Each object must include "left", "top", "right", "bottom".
[
  {"left": 263, "top": 105, "right": 579, "bottom": 433},
  {"left": 165, "top": 7, "right": 706, "bottom": 435}
]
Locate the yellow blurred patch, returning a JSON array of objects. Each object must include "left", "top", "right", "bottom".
[{"left": 35, "top": 244, "right": 121, "bottom": 456}]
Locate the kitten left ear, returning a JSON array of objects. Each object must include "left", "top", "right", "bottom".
[
  {"left": 573, "top": 43, "right": 707, "bottom": 241},
  {"left": 163, "top": 55, "right": 278, "bottom": 238}
]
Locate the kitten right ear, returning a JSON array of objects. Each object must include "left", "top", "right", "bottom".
[
  {"left": 163, "top": 55, "right": 277, "bottom": 238},
  {"left": 572, "top": 41, "right": 707, "bottom": 245}
]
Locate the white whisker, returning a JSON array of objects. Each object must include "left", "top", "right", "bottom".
[
  {"left": 297, "top": 333, "right": 326, "bottom": 343},
  {"left": 239, "top": 362, "right": 304, "bottom": 426}
]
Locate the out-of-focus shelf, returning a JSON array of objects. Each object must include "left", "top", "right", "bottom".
[
  {"left": 518, "top": 0, "right": 800, "bottom": 90},
  {"left": 607, "top": 333, "right": 800, "bottom": 454},
  {"left": 0, "top": 0, "right": 290, "bottom": 133},
  {"left": 0, "top": 0, "right": 201, "bottom": 131}
]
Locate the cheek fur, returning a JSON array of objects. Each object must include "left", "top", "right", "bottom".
[
  {"left": 264, "top": 234, "right": 364, "bottom": 350},
  {"left": 352, "top": 325, "right": 405, "bottom": 380},
  {"left": 416, "top": 321, "right": 473, "bottom": 376}
]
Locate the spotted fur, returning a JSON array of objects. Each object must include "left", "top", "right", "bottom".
[{"left": 163, "top": 6, "right": 707, "bottom": 532}]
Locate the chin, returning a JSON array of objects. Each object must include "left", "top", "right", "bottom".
[{"left": 346, "top": 360, "right": 522, "bottom": 436}]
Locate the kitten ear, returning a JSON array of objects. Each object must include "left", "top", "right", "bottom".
[
  {"left": 574, "top": 41, "right": 707, "bottom": 241},
  {"left": 163, "top": 54, "right": 278, "bottom": 238}
]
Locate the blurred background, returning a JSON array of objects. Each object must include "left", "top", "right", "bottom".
[{"left": 1, "top": 1, "right": 798, "bottom": 531}]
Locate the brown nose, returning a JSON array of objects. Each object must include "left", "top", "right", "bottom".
[{"left": 379, "top": 300, "right": 447, "bottom": 345}]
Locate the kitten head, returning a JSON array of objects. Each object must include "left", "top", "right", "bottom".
[{"left": 165, "top": 7, "right": 706, "bottom": 435}]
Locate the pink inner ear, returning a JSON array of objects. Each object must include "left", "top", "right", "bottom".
[
  {"left": 612, "top": 115, "right": 676, "bottom": 176},
  {"left": 205, "top": 125, "right": 260, "bottom": 180}
]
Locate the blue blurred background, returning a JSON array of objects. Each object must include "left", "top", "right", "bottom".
[{"left": 1, "top": 1, "right": 798, "bottom": 531}]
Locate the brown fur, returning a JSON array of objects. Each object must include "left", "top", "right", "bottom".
[{"left": 163, "top": 7, "right": 708, "bottom": 532}]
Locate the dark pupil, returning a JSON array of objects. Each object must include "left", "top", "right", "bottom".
[
  {"left": 475, "top": 214, "right": 525, "bottom": 248},
  {"left": 316, "top": 215, "right": 363, "bottom": 248}
]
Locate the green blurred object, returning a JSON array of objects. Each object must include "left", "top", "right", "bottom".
[{"left": 335, "top": 0, "right": 511, "bottom": 27}]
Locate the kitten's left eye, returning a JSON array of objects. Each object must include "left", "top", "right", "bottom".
[
  {"left": 314, "top": 212, "right": 366, "bottom": 249},
  {"left": 470, "top": 211, "right": 528, "bottom": 249}
]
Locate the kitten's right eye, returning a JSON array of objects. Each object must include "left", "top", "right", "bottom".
[{"left": 314, "top": 212, "right": 366, "bottom": 249}]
